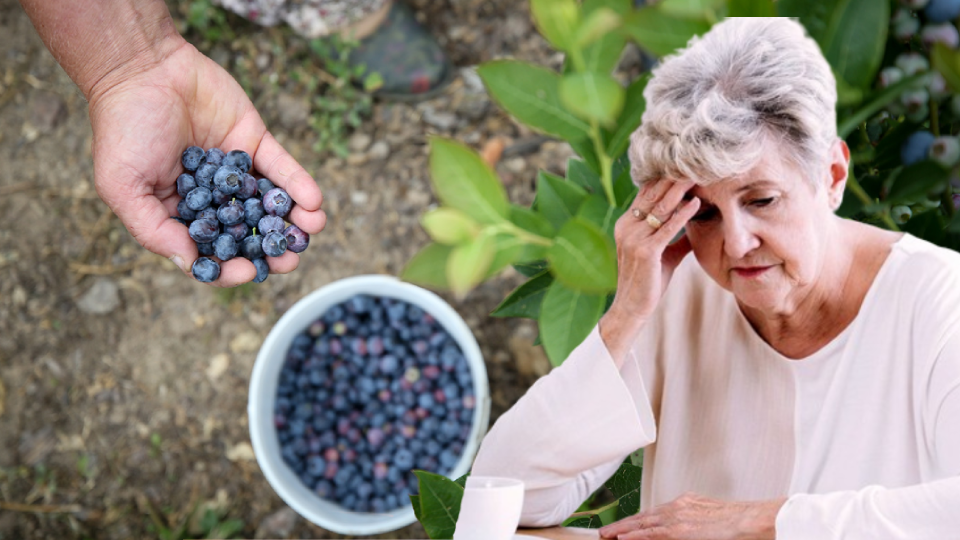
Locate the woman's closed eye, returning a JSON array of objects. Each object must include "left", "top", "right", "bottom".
[{"left": 751, "top": 197, "right": 775, "bottom": 207}]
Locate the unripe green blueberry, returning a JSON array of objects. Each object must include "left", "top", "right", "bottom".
[
  {"left": 900, "top": 0, "right": 930, "bottom": 9},
  {"left": 894, "top": 15, "right": 921, "bottom": 41},
  {"left": 892, "top": 205, "right": 913, "bottom": 224},
  {"left": 926, "top": 71, "right": 951, "bottom": 100},
  {"left": 892, "top": 7, "right": 915, "bottom": 25},
  {"left": 921, "top": 197, "right": 942, "bottom": 208},
  {"left": 901, "top": 87, "right": 929, "bottom": 114},
  {"left": 879, "top": 66, "right": 905, "bottom": 89},
  {"left": 921, "top": 22, "right": 960, "bottom": 49},
  {"left": 887, "top": 100, "right": 907, "bottom": 117},
  {"left": 907, "top": 103, "right": 930, "bottom": 123},
  {"left": 930, "top": 136, "right": 960, "bottom": 167},
  {"left": 896, "top": 52, "right": 930, "bottom": 76}
]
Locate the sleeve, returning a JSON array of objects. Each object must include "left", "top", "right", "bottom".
[
  {"left": 470, "top": 325, "right": 658, "bottom": 527},
  {"left": 774, "top": 323, "right": 960, "bottom": 539}
]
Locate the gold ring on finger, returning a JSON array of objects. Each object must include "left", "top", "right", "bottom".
[{"left": 645, "top": 213, "right": 663, "bottom": 230}]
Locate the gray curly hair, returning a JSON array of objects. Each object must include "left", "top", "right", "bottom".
[{"left": 628, "top": 17, "right": 838, "bottom": 188}]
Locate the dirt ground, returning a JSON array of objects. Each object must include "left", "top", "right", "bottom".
[{"left": 0, "top": 0, "right": 634, "bottom": 538}]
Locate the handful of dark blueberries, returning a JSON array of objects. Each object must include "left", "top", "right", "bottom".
[
  {"left": 275, "top": 294, "right": 477, "bottom": 514},
  {"left": 173, "top": 146, "right": 310, "bottom": 283}
]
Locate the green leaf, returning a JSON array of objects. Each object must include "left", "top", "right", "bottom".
[
  {"left": 447, "top": 232, "right": 497, "bottom": 297},
  {"left": 605, "top": 462, "right": 644, "bottom": 520},
  {"left": 567, "top": 158, "right": 604, "bottom": 194},
  {"left": 874, "top": 119, "right": 922, "bottom": 171},
  {"left": 531, "top": 0, "right": 581, "bottom": 51},
  {"left": 837, "top": 73, "right": 926, "bottom": 139},
  {"left": 539, "top": 281, "right": 606, "bottom": 365},
  {"left": 604, "top": 74, "right": 650, "bottom": 158},
  {"left": 430, "top": 138, "right": 509, "bottom": 225},
  {"left": 628, "top": 448, "right": 644, "bottom": 468},
  {"left": 581, "top": 0, "right": 630, "bottom": 73},
  {"left": 886, "top": 161, "right": 950, "bottom": 206},
  {"left": 932, "top": 42, "right": 960, "bottom": 92},
  {"left": 778, "top": 0, "right": 888, "bottom": 89},
  {"left": 574, "top": 7, "right": 622, "bottom": 48},
  {"left": 559, "top": 72, "right": 625, "bottom": 126},
  {"left": 727, "top": 0, "right": 775, "bottom": 16},
  {"left": 566, "top": 514, "right": 604, "bottom": 528},
  {"left": 614, "top": 167, "right": 640, "bottom": 209},
  {"left": 421, "top": 208, "right": 481, "bottom": 245},
  {"left": 491, "top": 270, "right": 554, "bottom": 318},
  {"left": 363, "top": 71, "right": 384, "bottom": 92},
  {"left": 548, "top": 218, "right": 619, "bottom": 293},
  {"left": 514, "top": 260, "right": 549, "bottom": 277},
  {"left": 410, "top": 494, "right": 423, "bottom": 523},
  {"left": 402, "top": 243, "right": 453, "bottom": 290},
  {"left": 509, "top": 204, "right": 555, "bottom": 262},
  {"left": 622, "top": 7, "right": 712, "bottom": 57},
  {"left": 484, "top": 234, "right": 528, "bottom": 280},
  {"left": 569, "top": 137, "right": 602, "bottom": 173},
  {"left": 454, "top": 474, "right": 470, "bottom": 489},
  {"left": 537, "top": 170, "right": 590, "bottom": 231},
  {"left": 478, "top": 60, "right": 592, "bottom": 142},
  {"left": 414, "top": 470, "right": 465, "bottom": 540},
  {"left": 659, "top": 0, "right": 725, "bottom": 17},
  {"left": 577, "top": 194, "right": 625, "bottom": 240},
  {"left": 904, "top": 209, "right": 946, "bottom": 246},
  {"left": 510, "top": 204, "right": 556, "bottom": 238}
]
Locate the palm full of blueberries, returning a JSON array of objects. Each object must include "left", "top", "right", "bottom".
[{"left": 86, "top": 43, "right": 324, "bottom": 286}]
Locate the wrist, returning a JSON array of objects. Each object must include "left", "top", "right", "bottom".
[
  {"left": 739, "top": 498, "right": 786, "bottom": 540},
  {"left": 20, "top": 0, "right": 187, "bottom": 100}
]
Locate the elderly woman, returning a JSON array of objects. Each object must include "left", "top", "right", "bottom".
[{"left": 471, "top": 17, "right": 960, "bottom": 539}]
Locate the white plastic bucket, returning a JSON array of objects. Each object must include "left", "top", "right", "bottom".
[{"left": 248, "top": 275, "right": 491, "bottom": 535}]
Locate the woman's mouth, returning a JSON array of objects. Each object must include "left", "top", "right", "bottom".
[{"left": 732, "top": 266, "right": 772, "bottom": 279}]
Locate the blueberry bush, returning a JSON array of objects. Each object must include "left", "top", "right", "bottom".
[{"left": 403, "top": 0, "right": 960, "bottom": 534}]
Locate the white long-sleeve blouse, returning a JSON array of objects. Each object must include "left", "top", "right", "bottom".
[{"left": 472, "top": 233, "right": 960, "bottom": 538}]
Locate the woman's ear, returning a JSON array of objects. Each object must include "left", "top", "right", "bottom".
[{"left": 827, "top": 139, "right": 850, "bottom": 211}]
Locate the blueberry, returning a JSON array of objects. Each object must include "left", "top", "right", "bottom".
[
  {"left": 224, "top": 222, "right": 249, "bottom": 242},
  {"left": 197, "top": 242, "right": 215, "bottom": 256},
  {"left": 191, "top": 257, "right": 220, "bottom": 282},
  {"left": 243, "top": 198, "right": 265, "bottom": 228},
  {"left": 224, "top": 149, "right": 253, "bottom": 173},
  {"left": 188, "top": 219, "right": 220, "bottom": 243},
  {"left": 283, "top": 224, "right": 310, "bottom": 253},
  {"left": 177, "top": 199, "right": 197, "bottom": 220},
  {"left": 394, "top": 448, "right": 414, "bottom": 470},
  {"left": 921, "top": 22, "right": 960, "bottom": 49},
  {"left": 925, "top": 0, "right": 960, "bottom": 23},
  {"left": 194, "top": 163, "right": 218, "bottom": 189},
  {"left": 176, "top": 173, "right": 197, "bottom": 198},
  {"left": 238, "top": 173, "right": 258, "bottom": 199},
  {"left": 214, "top": 166, "right": 243, "bottom": 195},
  {"left": 185, "top": 187, "right": 213, "bottom": 211},
  {"left": 217, "top": 199, "right": 245, "bottom": 226},
  {"left": 314, "top": 479, "right": 334, "bottom": 498},
  {"left": 211, "top": 188, "right": 231, "bottom": 206},
  {"left": 262, "top": 231, "right": 288, "bottom": 257},
  {"left": 258, "top": 215, "right": 285, "bottom": 234},
  {"left": 263, "top": 187, "right": 293, "bottom": 218},
  {"left": 197, "top": 207, "right": 218, "bottom": 222},
  {"left": 439, "top": 449, "right": 458, "bottom": 469},
  {"left": 901, "top": 130, "right": 936, "bottom": 166},
  {"left": 240, "top": 232, "right": 265, "bottom": 259},
  {"left": 181, "top": 145, "right": 205, "bottom": 171},
  {"left": 307, "top": 455, "right": 327, "bottom": 477},
  {"left": 257, "top": 177, "right": 276, "bottom": 196},
  {"left": 213, "top": 234, "right": 238, "bottom": 261}
]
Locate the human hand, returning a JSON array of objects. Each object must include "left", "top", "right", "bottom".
[
  {"left": 87, "top": 42, "right": 326, "bottom": 287},
  {"left": 607, "top": 179, "right": 700, "bottom": 323},
  {"left": 598, "top": 492, "right": 784, "bottom": 540}
]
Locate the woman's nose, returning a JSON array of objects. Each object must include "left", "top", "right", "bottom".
[{"left": 722, "top": 217, "right": 761, "bottom": 260}]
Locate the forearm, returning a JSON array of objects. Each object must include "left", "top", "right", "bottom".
[{"left": 18, "top": 0, "right": 186, "bottom": 100}]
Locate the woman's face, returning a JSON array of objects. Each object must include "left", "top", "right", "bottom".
[{"left": 682, "top": 143, "right": 845, "bottom": 316}]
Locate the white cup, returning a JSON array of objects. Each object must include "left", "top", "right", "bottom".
[{"left": 453, "top": 476, "right": 525, "bottom": 540}]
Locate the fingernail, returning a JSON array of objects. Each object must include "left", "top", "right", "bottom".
[{"left": 169, "top": 255, "right": 186, "bottom": 273}]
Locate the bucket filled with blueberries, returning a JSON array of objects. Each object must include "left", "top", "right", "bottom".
[{"left": 248, "top": 275, "right": 491, "bottom": 535}]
